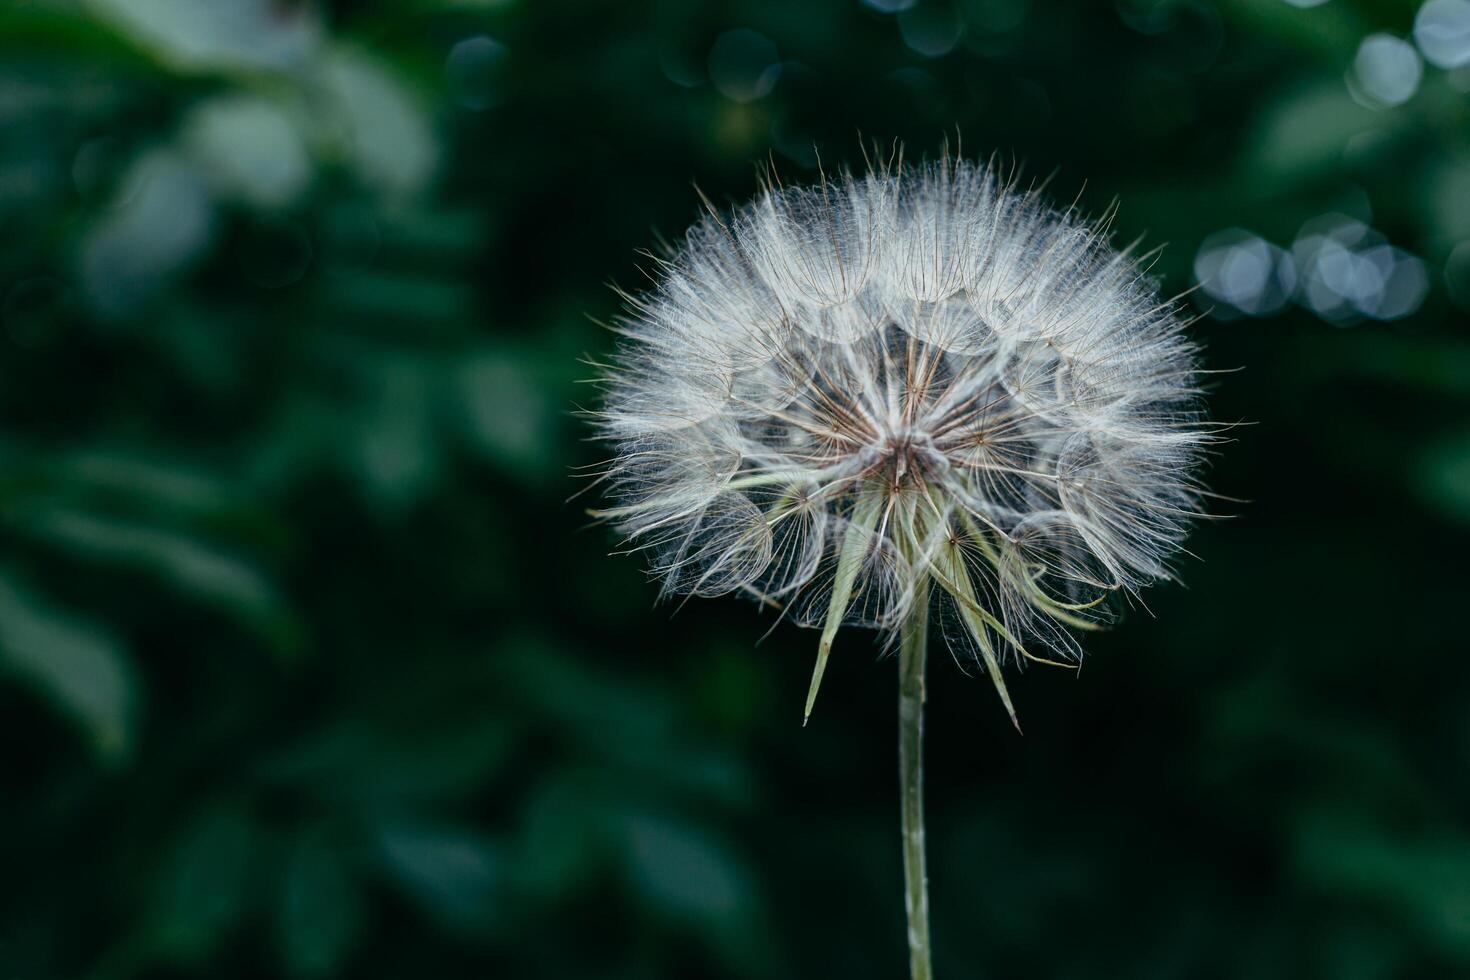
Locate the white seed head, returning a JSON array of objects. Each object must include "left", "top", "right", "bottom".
[{"left": 592, "top": 156, "right": 1212, "bottom": 724}]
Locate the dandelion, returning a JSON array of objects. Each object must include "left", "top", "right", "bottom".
[{"left": 589, "top": 149, "right": 1213, "bottom": 979}]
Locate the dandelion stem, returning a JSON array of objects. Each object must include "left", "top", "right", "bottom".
[{"left": 898, "top": 585, "right": 933, "bottom": 980}]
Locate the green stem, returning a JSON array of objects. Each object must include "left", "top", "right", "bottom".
[{"left": 898, "top": 583, "right": 933, "bottom": 980}]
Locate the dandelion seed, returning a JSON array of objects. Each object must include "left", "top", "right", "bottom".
[{"left": 589, "top": 149, "right": 1215, "bottom": 979}]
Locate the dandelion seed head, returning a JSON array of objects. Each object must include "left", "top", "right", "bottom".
[{"left": 593, "top": 154, "right": 1212, "bottom": 719}]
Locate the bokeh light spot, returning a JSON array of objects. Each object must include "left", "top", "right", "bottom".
[
  {"left": 863, "top": 0, "right": 920, "bottom": 12},
  {"left": 445, "top": 35, "right": 508, "bottom": 111},
  {"left": 1194, "top": 229, "right": 1296, "bottom": 317},
  {"left": 1351, "top": 33, "right": 1422, "bottom": 108},
  {"left": 898, "top": 4, "right": 964, "bottom": 57},
  {"left": 1358, "top": 245, "right": 1429, "bottom": 319},
  {"left": 1288, "top": 214, "right": 1428, "bottom": 322},
  {"left": 1445, "top": 240, "right": 1470, "bottom": 311},
  {"left": 1415, "top": 0, "right": 1470, "bottom": 69},
  {"left": 659, "top": 46, "right": 705, "bottom": 88},
  {"left": 708, "top": 29, "right": 781, "bottom": 103}
]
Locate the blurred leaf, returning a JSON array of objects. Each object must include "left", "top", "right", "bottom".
[
  {"left": 1226, "top": 0, "right": 1366, "bottom": 60},
  {"left": 76, "top": 149, "right": 217, "bottom": 318},
  {"left": 0, "top": 569, "right": 135, "bottom": 760},
  {"left": 277, "top": 829, "right": 365, "bottom": 979},
  {"left": 455, "top": 348, "right": 560, "bottom": 483},
  {"left": 1416, "top": 431, "right": 1470, "bottom": 525},
  {"left": 21, "top": 447, "right": 273, "bottom": 536},
  {"left": 501, "top": 639, "right": 678, "bottom": 750},
  {"left": 262, "top": 717, "right": 514, "bottom": 803},
  {"left": 1243, "top": 82, "right": 1391, "bottom": 185},
  {"left": 622, "top": 812, "right": 750, "bottom": 919},
  {"left": 14, "top": 504, "right": 295, "bottom": 648},
  {"left": 0, "top": 6, "right": 155, "bottom": 67},
  {"left": 316, "top": 273, "right": 474, "bottom": 336},
  {"left": 182, "top": 94, "right": 313, "bottom": 208},
  {"left": 87, "top": 0, "right": 322, "bottom": 74},
  {"left": 353, "top": 359, "right": 440, "bottom": 509},
  {"left": 1422, "top": 154, "right": 1470, "bottom": 253},
  {"left": 374, "top": 819, "right": 503, "bottom": 933},
  {"left": 512, "top": 772, "right": 607, "bottom": 899},
  {"left": 1295, "top": 810, "right": 1470, "bottom": 959},
  {"left": 370, "top": 207, "right": 484, "bottom": 259},
  {"left": 321, "top": 47, "right": 437, "bottom": 196},
  {"left": 148, "top": 804, "right": 256, "bottom": 962}
]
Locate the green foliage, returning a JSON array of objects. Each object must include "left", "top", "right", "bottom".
[{"left": 2, "top": 1, "right": 1469, "bottom": 978}]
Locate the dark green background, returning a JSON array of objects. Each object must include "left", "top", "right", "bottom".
[{"left": 3, "top": 1, "right": 1469, "bottom": 977}]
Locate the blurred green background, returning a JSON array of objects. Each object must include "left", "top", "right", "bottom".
[{"left": 2, "top": 0, "right": 1469, "bottom": 977}]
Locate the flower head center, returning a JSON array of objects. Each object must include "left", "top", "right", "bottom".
[{"left": 864, "top": 427, "right": 949, "bottom": 485}]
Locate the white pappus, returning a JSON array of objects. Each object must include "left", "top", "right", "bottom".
[{"left": 590, "top": 152, "right": 1214, "bottom": 727}]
